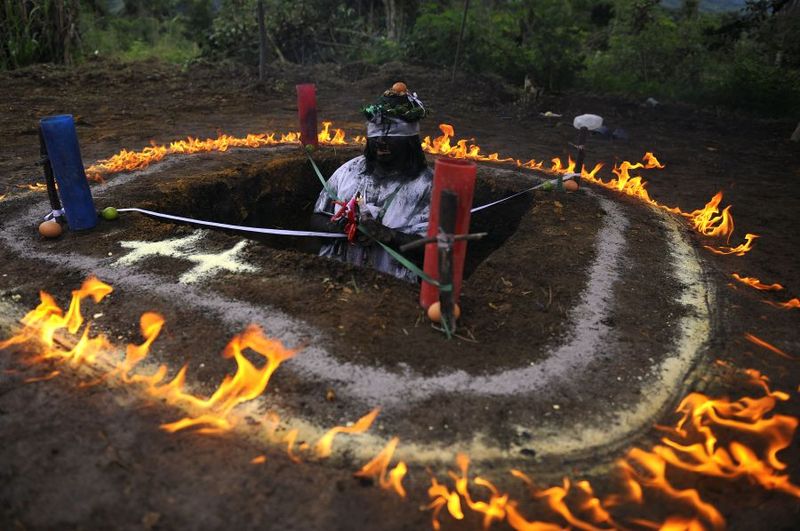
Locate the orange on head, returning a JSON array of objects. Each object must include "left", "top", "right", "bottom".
[{"left": 391, "top": 82, "right": 408, "bottom": 94}]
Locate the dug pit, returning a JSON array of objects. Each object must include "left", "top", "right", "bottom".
[{"left": 0, "top": 146, "right": 714, "bottom": 466}]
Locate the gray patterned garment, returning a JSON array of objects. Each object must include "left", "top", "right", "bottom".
[{"left": 314, "top": 155, "right": 433, "bottom": 282}]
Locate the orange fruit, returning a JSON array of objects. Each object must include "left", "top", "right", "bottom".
[
  {"left": 391, "top": 82, "right": 408, "bottom": 94},
  {"left": 427, "top": 302, "right": 461, "bottom": 323}
]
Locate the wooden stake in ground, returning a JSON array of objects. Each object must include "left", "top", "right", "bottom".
[
  {"left": 257, "top": 0, "right": 267, "bottom": 82},
  {"left": 451, "top": 0, "right": 471, "bottom": 83}
]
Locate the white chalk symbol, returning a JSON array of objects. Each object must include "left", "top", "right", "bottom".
[{"left": 115, "top": 232, "right": 259, "bottom": 284}]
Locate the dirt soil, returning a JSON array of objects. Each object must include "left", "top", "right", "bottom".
[{"left": 1, "top": 58, "right": 799, "bottom": 530}]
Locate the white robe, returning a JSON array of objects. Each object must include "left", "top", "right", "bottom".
[{"left": 314, "top": 156, "right": 433, "bottom": 282}]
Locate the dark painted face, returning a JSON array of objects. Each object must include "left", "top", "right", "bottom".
[{"left": 372, "top": 136, "right": 412, "bottom": 172}]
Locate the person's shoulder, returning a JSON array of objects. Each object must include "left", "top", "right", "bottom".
[
  {"left": 329, "top": 155, "right": 365, "bottom": 181},
  {"left": 340, "top": 155, "right": 367, "bottom": 172}
]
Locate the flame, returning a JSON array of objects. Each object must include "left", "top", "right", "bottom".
[
  {"left": 685, "top": 192, "right": 734, "bottom": 242},
  {"left": 731, "top": 274, "right": 784, "bottom": 291},
  {"left": 1, "top": 277, "right": 296, "bottom": 437},
  {"left": 426, "top": 369, "right": 799, "bottom": 531},
  {"left": 744, "top": 333, "right": 794, "bottom": 360},
  {"left": 155, "top": 324, "right": 297, "bottom": 433},
  {"left": 4, "top": 278, "right": 800, "bottom": 528},
  {"left": 353, "top": 436, "right": 407, "bottom": 498},
  {"left": 317, "top": 121, "right": 348, "bottom": 145},
  {"left": 23, "top": 369, "right": 61, "bottom": 383},
  {"left": 766, "top": 298, "right": 800, "bottom": 310},
  {"left": 315, "top": 407, "right": 380, "bottom": 458},
  {"left": 643, "top": 152, "right": 666, "bottom": 169},
  {"left": 84, "top": 121, "right": 758, "bottom": 257},
  {"left": 0, "top": 276, "right": 113, "bottom": 359},
  {"left": 84, "top": 122, "right": 363, "bottom": 181},
  {"left": 16, "top": 182, "right": 47, "bottom": 191},
  {"left": 705, "top": 233, "right": 758, "bottom": 256},
  {"left": 426, "top": 476, "right": 464, "bottom": 530},
  {"left": 251, "top": 455, "right": 267, "bottom": 464},
  {"left": 618, "top": 448, "right": 725, "bottom": 531},
  {"left": 121, "top": 312, "right": 165, "bottom": 377},
  {"left": 422, "top": 123, "right": 515, "bottom": 164},
  {"left": 650, "top": 370, "right": 800, "bottom": 497}
]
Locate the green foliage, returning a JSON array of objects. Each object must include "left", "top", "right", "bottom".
[
  {"left": 81, "top": 8, "right": 199, "bottom": 63},
  {"left": 581, "top": 0, "right": 800, "bottom": 114},
  {"left": 707, "top": 38, "right": 800, "bottom": 114},
  {"left": 407, "top": 1, "right": 585, "bottom": 90},
  {"left": 2, "top": 0, "right": 797, "bottom": 116},
  {"left": 204, "top": 0, "right": 372, "bottom": 64},
  {"left": 582, "top": 1, "right": 712, "bottom": 98},
  {"left": 407, "top": 3, "right": 528, "bottom": 81},
  {"left": 0, "top": 0, "right": 82, "bottom": 69}
]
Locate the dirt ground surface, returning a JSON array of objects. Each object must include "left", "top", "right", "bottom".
[{"left": 1, "top": 58, "right": 799, "bottom": 530}]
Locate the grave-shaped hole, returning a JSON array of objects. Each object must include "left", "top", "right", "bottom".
[{"left": 150, "top": 150, "right": 534, "bottom": 277}]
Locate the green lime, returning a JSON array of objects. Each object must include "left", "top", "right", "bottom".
[
  {"left": 305, "top": 144, "right": 316, "bottom": 153},
  {"left": 542, "top": 181, "right": 553, "bottom": 191},
  {"left": 101, "top": 207, "right": 119, "bottom": 221}
]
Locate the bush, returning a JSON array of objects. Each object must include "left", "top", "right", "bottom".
[
  {"left": 708, "top": 38, "right": 800, "bottom": 115},
  {"left": 407, "top": 0, "right": 584, "bottom": 90},
  {"left": 582, "top": 0, "right": 712, "bottom": 99},
  {"left": 407, "top": 3, "right": 530, "bottom": 83},
  {"left": 581, "top": 0, "right": 800, "bottom": 115},
  {"left": 0, "top": 0, "right": 82, "bottom": 69},
  {"left": 81, "top": 8, "right": 199, "bottom": 64},
  {"left": 204, "top": 0, "right": 371, "bottom": 64}
]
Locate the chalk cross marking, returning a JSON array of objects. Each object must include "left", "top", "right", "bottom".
[
  {"left": 115, "top": 232, "right": 259, "bottom": 284},
  {"left": 179, "top": 240, "right": 258, "bottom": 284},
  {"left": 115, "top": 232, "right": 205, "bottom": 266}
]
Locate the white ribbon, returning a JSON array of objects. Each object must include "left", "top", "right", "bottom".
[
  {"left": 44, "top": 209, "right": 64, "bottom": 221},
  {"left": 470, "top": 174, "right": 578, "bottom": 214},
  {"left": 117, "top": 208, "right": 346, "bottom": 238},
  {"left": 408, "top": 92, "right": 425, "bottom": 111}
]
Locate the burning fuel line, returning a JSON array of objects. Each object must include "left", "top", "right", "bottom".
[
  {"left": 2, "top": 277, "right": 799, "bottom": 530},
  {"left": 78, "top": 121, "right": 757, "bottom": 258},
  {"left": 0, "top": 276, "right": 405, "bottom": 474}
]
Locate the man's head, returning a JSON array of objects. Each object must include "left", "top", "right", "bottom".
[{"left": 362, "top": 82, "right": 428, "bottom": 177}]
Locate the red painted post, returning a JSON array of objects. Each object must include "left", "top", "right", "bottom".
[
  {"left": 420, "top": 158, "right": 477, "bottom": 309},
  {"left": 296, "top": 83, "right": 318, "bottom": 148}
]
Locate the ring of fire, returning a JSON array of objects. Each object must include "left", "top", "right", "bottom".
[{"left": 1, "top": 140, "right": 714, "bottom": 465}]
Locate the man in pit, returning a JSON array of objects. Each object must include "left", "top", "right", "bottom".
[{"left": 309, "top": 83, "right": 432, "bottom": 282}]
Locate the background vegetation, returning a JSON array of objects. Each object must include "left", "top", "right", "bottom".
[{"left": 1, "top": 0, "right": 798, "bottom": 115}]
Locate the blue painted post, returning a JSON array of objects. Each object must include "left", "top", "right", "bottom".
[{"left": 39, "top": 115, "right": 97, "bottom": 230}]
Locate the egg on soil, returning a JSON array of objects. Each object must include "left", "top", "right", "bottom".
[
  {"left": 38, "top": 221, "right": 62, "bottom": 238},
  {"left": 426, "top": 301, "right": 462, "bottom": 323}
]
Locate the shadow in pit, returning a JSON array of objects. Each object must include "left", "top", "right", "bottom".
[{"left": 149, "top": 151, "right": 534, "bottom": 278}]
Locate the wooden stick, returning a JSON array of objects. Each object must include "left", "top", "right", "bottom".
[
  {"left": 574, "top": 126, "right": 588, "bottom": 185},
  {"left": 257, "top": 0, "right": 267, "bottom": 82},
  {"left": 438, "top": 190, "right": 458, "bottom": 335},
  {"left": 39, "top": 128, "right": 62, "bottom": 214},
  {"left": 451, "top": 0, "right": 471, "bottom": 83}
]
